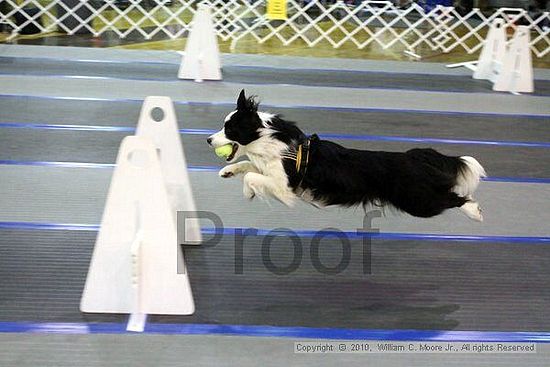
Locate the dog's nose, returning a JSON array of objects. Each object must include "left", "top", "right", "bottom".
[{"left": 207, "top": 137, "right": 213, "bottom": 145}]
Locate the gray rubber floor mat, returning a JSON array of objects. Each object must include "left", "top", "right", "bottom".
[
  {"left": 1, "top": 229, "right": 549, "bottom": 332},
  {"left": 0, "top": 128, "right": 548, "bottom": 179},
  {"left": 2, "top": 57, "right": 550, "bottom": 95},
  {"left": 2, "top": 96, "right": 549, "bottom": 143},
  {"left": 0, "top": 166, "right": 548, "bottom": 238}
]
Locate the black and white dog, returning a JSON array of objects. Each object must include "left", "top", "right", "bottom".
[{"left": 207, "top": 90, "right": 486, "bottom": 221}]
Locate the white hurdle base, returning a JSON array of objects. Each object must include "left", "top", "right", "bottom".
[{"left": 446, "top": 61, "right": 478, "bottom": 72}]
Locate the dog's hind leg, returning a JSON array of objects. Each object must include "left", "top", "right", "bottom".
[
  {"left": 243, "top": 172, "right": 295, "bottom": 206},
  {"left": 459, "top": 200, "right": 483, "bottom": 222},
  {"left": 219, "top": 161, "right": 259, "bottom": 178},
  {"left": 441, "top": 192, "right": 483, "bottom": 222}
]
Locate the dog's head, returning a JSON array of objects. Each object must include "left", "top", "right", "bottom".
[{"left": 207, "top": 89, "right": 266, "bottom": 162}]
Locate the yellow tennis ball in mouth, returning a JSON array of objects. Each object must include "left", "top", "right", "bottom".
[{"left": 215, "top": 144, "right": 233, "bottom": 159}]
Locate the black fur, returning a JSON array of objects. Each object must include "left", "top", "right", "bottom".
[
  {"left": 224, "top": 90, "right": 263, "bottom": 145},
  {"left": 290, "top": 142, "right": 468, "bottom": 217}
]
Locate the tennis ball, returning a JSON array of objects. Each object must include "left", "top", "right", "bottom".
[{"left": 215, "top": 144, "right": 233, "bottom": 158}]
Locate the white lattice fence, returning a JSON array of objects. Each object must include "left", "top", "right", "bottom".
[{"left": 1, "top": 0, "right": 549, "bottom": 57}]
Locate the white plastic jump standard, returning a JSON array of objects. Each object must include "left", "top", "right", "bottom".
[
  {"left": 448, "top": 19, "right": 534, "bottom": 94},
  {"left": 473, "top": 18, "right": 507, "bottom": 82},
  {"left": 80, "top": 136, "right": 195, "bottom": 328},
  {"left": 178, "top": 4, "right": 222, "bottom": 82},
  {"left": 493, "top": 25, "right": 534, "bottom": 93},
  {"left": 136, "top": 96, "right": 202, "bottom": 245}
]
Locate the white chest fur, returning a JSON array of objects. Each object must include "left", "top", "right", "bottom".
[
  {"left": 245, "top": 136, "right": 294, "bottom": 198},
  {"left": 246, "top": 137, "right": 287, "bottom": 176}
]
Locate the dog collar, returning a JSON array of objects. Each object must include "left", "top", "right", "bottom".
[{"left": 295, "top": 134, "right": 318, "bottom": 178}]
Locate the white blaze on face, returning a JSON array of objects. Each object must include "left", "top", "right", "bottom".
[
  {"left": 206, "top": 110, "right": 238, "bottom": 148},
  {"left": 224, "top": 110, "right": 237, "bottom": 122},
  {"left": 208, "top": 127, "right": 233, "bottom": 148}
]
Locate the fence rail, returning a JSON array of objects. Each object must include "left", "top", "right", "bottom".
[{"left": 1, "top": 0, "right": 549, "bottom": 58}]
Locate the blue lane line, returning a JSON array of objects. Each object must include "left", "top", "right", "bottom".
[
  {"left": 0, "top": 55, "right": 180, "bottom": 66},
  {"left": 483, "top": 176, "right": 550, "bottom": 184},
  {"left": 0, "top": 122, "right": 136, "bottom": 132},
  {"left": 0, "top": 160, "right": 217, "bottom": 170},
  {"left": 318, "top": 133, "right": 550, "bottom": 148},
  {"left": 0, "top": 72, "right": 176, "bottom": 83},
  {"left": 1, "top": 93, "right": 550, "bottom": 118},
  {"left": 0, "top": 160, "right": 116, "bottom": 169},
  {"left": 2, "top": 122, "right": 550, "bottom": 148},
  {"left": 204, "top": 228, "right": 550, "bottom": 244},
  {"left": 0, "top": 321, "right": 549, "bottom": 342},
  {"left": 1, "top": 221, "right": 549, "bottom": 244},
  {"left": 0, "top": 221, "right": 100, "bottom": 231},
  {"left": 1, "top": 159, "right": 549, "bottom": 184}
]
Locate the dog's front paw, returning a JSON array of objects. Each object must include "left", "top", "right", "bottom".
[
  {"left": 219, "top": 166, "right": 236, "bottom": 178},
  {"left": 243, "top": 184, "right": 255, "bottom": 200},
  {"left": 243, "top": 173, "right": 257, "bottom": 200}
]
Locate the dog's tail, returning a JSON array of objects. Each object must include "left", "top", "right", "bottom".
[{"left": 454, "top": 156, "right": 487, "bottom": 197}]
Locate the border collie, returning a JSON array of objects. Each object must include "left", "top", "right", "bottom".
[{"left": 207, "top": 90, "right": 486, "bottom": 221}]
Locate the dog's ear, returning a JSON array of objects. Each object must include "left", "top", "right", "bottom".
[
  {"left": 237, "top": 89, "right": 247, "bottom": 111},
  {"left": 236, "top": 89, "right": 259, "bottom": 114}
]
